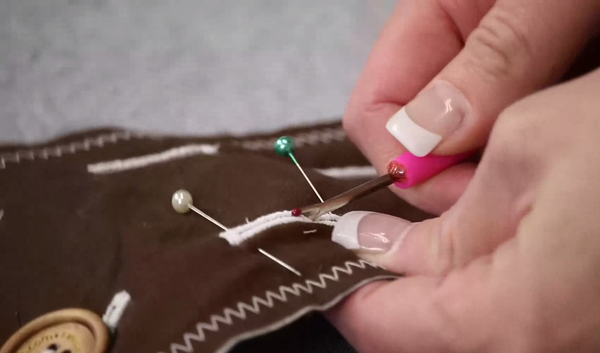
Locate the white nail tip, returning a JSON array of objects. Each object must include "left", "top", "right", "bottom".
[
  {"left": 386, "top": 108, "right": 442, "bottom": 157},
  {"left": 331, "top": 211, "right": 372, "bottom": 250}
]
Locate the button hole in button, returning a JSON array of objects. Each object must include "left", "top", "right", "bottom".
[{"left": 44, "top": 344, "right": 59, "bottom": 353}]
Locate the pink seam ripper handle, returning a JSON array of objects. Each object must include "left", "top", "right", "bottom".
[{"left": 392, "top": 152, "right": 474, "bottom": 189}]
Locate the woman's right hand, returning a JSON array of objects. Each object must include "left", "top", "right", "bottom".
[{"left": 344, "top": 0, "right": 600, "bottom": 214}]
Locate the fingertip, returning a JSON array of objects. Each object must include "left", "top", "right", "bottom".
[
  {"left": 332, "top": 210, "right": 449, "bottom": 276},
  {"left": 385, "top": 82, "right": 467, "bottom": 157},
  {"left": 331, "top": 211, "right": 372, "bottom": 251},
  {"left": 332, "top": 212, "right": 413, "bottom": 268}
]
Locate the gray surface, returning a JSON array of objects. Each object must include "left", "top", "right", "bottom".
[{"left": 0, "top": 0, "right": 395, "bottom": 143}]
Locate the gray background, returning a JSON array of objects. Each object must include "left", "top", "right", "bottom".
[{"left": 0, "top": 0, "right": 395, "bottom": 143}]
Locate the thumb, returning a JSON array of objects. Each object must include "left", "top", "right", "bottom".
[
  {"left": 331, "top": 148, "right": 528, "bottom": 275},
  {"left": 386, "top": 0, "right": 600, "bottom": 157},
  {"left": 332, "top": 210, "right": 487, "bottom": 276}
]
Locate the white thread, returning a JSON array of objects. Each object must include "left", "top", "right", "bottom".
[
  {"left": 1, "top": 126, "right": 344, "bottom": 171},
  {"left": 302, "top": 229, "right": 317, "bottom": 234},
  {"left": 86, "top": 144, "right": 220, "bottom": 174},
  {"left": 237, "top": 127, "right": 345, "bottom": 151},
  {"left": 0, "top": 131, "right": 143, "bottom": 170},
  {"left": 316, "top": 166, "right": 377, "bottom": 179},
  {"left": 103, "top": 290, "right": 131, "bottom": 331},
  {"left": 159, "top": 259, "right": 381, "bottom": 353},
  {"left": 224, "top": 211, "right": 338, "bottom": 238},
  {"left": 219, "top": 211, "right": 339, "bottom": 246}
]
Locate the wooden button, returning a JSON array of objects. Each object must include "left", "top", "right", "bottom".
[{"left": 0, "top": 309, "right": 109, "bottom": 353}]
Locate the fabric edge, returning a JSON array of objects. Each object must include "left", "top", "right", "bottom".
[{"left": 213, "top": 274, "right": 397, "bottom": 353}]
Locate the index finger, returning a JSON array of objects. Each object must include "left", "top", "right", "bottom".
[
  {"left": 344, "top": 0, "right": 491, "bottom": 165},
  {"left": 344, "top": 0, "right": 490, "bottom": 213}
]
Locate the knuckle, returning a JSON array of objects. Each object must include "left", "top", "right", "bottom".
[
  {"left": 342, "top": 108, "right": 364, "bottom": 145},
  {"left": 435, "top": 213, "right": 458, "bottom": 275},
  {"left": 463, "top": 6, "right": 534, "bottom": 83},
  {"left": 342, "top": 100, "right": 378, "bottom": 143},
  {"left": 486, "top": 106, "right": 535, "bottom": 163},
  {"left": 495, "top": 105, "right": 533, "bottom": 142},
  {"left": 483, "top": 99, "right": 552, "bottom": 182},
  {"left": 342, "top": 100, "right": 392, "bottom": 148}
]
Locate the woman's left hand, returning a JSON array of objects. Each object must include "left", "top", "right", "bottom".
[{"left": 328, "top": 67, "right": 600, "bottom": 353}]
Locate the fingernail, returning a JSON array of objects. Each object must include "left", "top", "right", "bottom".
[
  {"left": 332, "top": 211, "right": 411, "bottom": 253},
  {"left": 386, "top": 81, "right": 470, "bottom": 157}
]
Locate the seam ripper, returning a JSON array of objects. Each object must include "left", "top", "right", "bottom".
[{"left": 296, "top": 151, "right": 473, "bottom": 220}]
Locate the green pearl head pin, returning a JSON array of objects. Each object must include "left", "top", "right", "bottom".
[
  {"left": 274, "top": 136, "right": 295, "bottom": 157},
  {"left": 274, "top": 135, "right": 325, "bottom": 203}
]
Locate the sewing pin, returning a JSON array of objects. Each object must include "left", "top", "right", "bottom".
[
  {"left": 257, "top": 249, "right": 301, "bottom": 276},
  {"left": 275, "top": 136, "right": 324, "bottom": 203},
  {"left": 15, "top": 311, "right": 21, "bottom": 328},
  {"left": 171, "top": 189, "right": 302, "bottom": 276}
]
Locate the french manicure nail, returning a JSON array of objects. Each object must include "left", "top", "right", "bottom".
[
  {"left": 386, "top": 81, "right": 470, "bottom": 157},
  {"left": 332, "top": 211, "right": 411, "bottom": 253}
]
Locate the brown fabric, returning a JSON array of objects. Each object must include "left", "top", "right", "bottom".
[{"left": 0, "top": 122, "right": 431, "bottom": 353}]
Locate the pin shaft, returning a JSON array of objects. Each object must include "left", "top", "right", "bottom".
[
  {"left": 289, "top": 153, "right": 324, "bottom": 203},
  {"left": 258, "top": 248, "right": 302, "bottom": 276},
  {"left": 15, "top": 311, "right": 21, "bottom": 328},
  {"left": 184, "top": 198, "right": 302, "bottom": 276},
  {"left": 188, "top": 204, "right": 228, "bottom": 231}
]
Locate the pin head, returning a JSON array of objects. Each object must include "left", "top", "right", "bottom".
[
  {"left": 274, "top": 136, "right": 295, "bottom": 157},
  {"left": 291, "top": 208, "right": 302, "bottom": 217},
  {"left": 172, "top": 189, "right": 193, "bottom": 214},
  {"left": 387, "top": 161, "right": 406, "bottom": 182}
]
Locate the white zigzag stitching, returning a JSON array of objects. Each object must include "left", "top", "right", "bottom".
[
  {"left": 160, "top": 259, "right": 377, "bottom": 353},
  {"left": 237, "top": 127, "right": 345, "bottom": 151},
  {"left": 0, "top": 131, "right": 142, "bottom": 170}
]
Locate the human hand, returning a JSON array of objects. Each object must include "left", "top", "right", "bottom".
[
  {"left": 329, "top": 68, "right": 600, "bottom": 352},
  {"left": 344, "top": 0, "right": 600, "bottom": 214}
]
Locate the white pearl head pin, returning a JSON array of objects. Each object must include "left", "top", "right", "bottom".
[
  {"left": 170, "top": 189, "right": 229, "bottom": 231},
  {"left": 172, "top": 189, "right": 193, "bottom": 214},
  {"left": 170, "top": 189, "right": 302, "bottom": 276}
]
